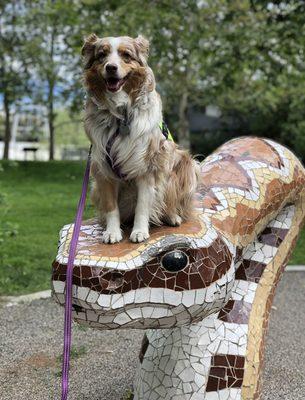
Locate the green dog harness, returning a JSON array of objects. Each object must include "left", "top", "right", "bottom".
[{"left": 159, "top": 121, "right": 174, "bottom": 142}]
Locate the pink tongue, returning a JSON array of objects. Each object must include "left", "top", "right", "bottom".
[{"left": 108, "top": 80, "right": 120, "bottom": 91}]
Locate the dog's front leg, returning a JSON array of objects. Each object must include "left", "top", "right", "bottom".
[
  {"left": 130, "top": 176, "right": 154, "bottom": 243},
  {"left": 100, "top": 178, "right": 122, "bottom": 244}
]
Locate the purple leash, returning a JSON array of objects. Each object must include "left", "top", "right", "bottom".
[{"left": 61, "top": 146, "right": 91, "bottom": 400}]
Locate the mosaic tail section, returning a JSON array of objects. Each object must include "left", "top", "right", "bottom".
[
  {"left": 241, "top": 201, "right": 305, "bottom": 400},
  {"left": 51, "top": 137, "right": 305, "bottom": 400},
  {"left": 134, "top": 203, "right": 305, "bottom": 400}
]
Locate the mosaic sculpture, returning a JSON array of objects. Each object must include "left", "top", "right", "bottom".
[{"left": 52, "top": 137, "right": 305, "bottom": 400}]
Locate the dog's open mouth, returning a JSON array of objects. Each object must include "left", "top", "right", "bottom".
[{"left": 105, "top": 76, "right": 127, "bottom": 92}]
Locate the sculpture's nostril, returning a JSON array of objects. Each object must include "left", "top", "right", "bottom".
[{"left": 106, "top": 272, "right": 124, "bottom": 290}]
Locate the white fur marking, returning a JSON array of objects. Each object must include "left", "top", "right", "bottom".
[
  {"left": 103, "top": 208, "right": 122, "bottom": 243},
  {"left": 130, "top": 179, "right": 154, "bottom": 242}
]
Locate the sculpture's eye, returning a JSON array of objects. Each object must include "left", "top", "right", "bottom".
[{"left": 161, "top": 250, "right": 188, "bottom": 272}]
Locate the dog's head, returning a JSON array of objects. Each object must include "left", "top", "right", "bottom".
[{"left": 82, "top": 34, "right": 154, "bottom": 100}]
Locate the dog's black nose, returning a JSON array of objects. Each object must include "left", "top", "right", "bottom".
[{"left": 106, "top": 63, "right": 118, "bottom": 73}]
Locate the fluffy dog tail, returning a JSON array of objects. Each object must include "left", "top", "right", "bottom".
[{"left": 164, "top": 150, "right": 200, "bottom": 223}]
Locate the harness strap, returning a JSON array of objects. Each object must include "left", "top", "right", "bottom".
[
  {"left": 159, "top": 121, "right": 174, "bottom": 142},
  {"left": 105, "top": 126, "right": 128, "bottom": 180},
  {"left": 61, "top": 146, "right": 92, "bottom": 400},
  {"left": 105, "top": 120, "right": 174, "bottom": 180}
]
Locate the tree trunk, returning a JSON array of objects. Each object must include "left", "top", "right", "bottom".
[
  {"left": 3, "top": 91, "right": 11, "bottom": 160},
  {"left": 47, "top": 24, "right": 56, "bottom": 161},
  {"left": 177, "top": 91, "right": 191, "bottom": 150},
  {"left": 48, "top": 93, "right": 55, "bottom": 160}
]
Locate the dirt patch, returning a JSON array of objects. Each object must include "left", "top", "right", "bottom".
[{"left": 25, "top": 352, "right": 58, "bottom": 369}]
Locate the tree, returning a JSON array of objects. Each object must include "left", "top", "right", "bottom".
[
  {"left": 206, "top": 0, "right": 305, "bottom": 159},
  {"left": 22, "top": 0, "right": 79, "bottom": 160},
  {"left": 0, "top": 1, "right": 29, "bottom": 159}
]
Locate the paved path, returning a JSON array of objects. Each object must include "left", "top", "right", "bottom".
[{"left": 1, "top": 273, "right": 305, "bottom": 400}]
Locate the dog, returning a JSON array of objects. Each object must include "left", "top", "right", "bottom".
[{"left": 82, "top": 34, "right": 200, "bottom": 244}]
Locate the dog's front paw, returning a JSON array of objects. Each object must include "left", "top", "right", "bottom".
[
  {"left": 102, "top": 229, "right": 123, "bottom": 244},
  {"left": 130, "top": 229, "right": 150, "bottom": 243}
]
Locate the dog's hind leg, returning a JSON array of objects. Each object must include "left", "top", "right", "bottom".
[{"left": 165, "top": 214, "right": 182, "bottom": 227}]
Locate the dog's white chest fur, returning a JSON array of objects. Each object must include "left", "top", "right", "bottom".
[{"left": 88, "top": 90, "right": 162, "bottom": 180}]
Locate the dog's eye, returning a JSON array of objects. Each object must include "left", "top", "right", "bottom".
[
  {"left": 161, "top": 250, "right": 188, "bottom": 272},
  {"left": 97, "top": 52, "right": 106, "bottom": 62},
  {"left": 122, "top": 51, "right": 132, "bottom": 61}
]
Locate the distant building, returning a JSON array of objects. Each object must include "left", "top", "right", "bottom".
[
  {"left": 189, "top": 105, "right": 223, "bottom": 132},
  {"left": 188, "top": 105, "right": 241, "bottom": 157},
  {"left": 0, "top": 104, "right": 49, "bottom": 160}
]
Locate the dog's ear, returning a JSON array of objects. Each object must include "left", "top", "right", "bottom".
[
  {"left": 81, "top": 33, "right": 98, "bottom": 69},
  {"left": 134, "top": 35, "right": 149, "bottom": 65}
]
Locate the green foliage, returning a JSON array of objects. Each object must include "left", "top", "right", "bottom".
[
  {"left": 54, "top": 109, "right": 88, "bottom": 147},
  {"left": 61, "top": 0, "right": 305, "bottom": 156},
  {"left": 56, "top": 345, "right": 87, "bottom": 363},
  {"left": 54, "top": 344, "right": 88, "bottom": 377},
  {"left": 203, "top": 0, "right": 305, "bottom": 159},
  {"left": 21, "top": 0, "right": 80, "bottom": 103},
  {"left": 0, "top": 1, "right": 30, "bottom": 104},
  {"left": 122, "top": 389, "right": 134, "bottom": 400},
  {"left": 2, "top": 1, "right": 305, "bottom": 156}
]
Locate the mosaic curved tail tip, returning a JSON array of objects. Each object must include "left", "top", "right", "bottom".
[
  {"left": 52, "top": 137, "right": 305, "bottom": 400},
  {"left": 135, "top": 203, "right": 304, "bottom": 400}
]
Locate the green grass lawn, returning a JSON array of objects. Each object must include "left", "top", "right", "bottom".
[
  {"left": 0, "top": 160, "right": 304, "bottom": 296},
  {"left": 0, "top": 160, "right": 94, "bottom": 296}
]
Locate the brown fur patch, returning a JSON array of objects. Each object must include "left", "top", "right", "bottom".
[
  {"left": 122, "top": 64, "right": 148, "bottom": 102},
  {"left": 96, "top": 42, "right": 111, "bottom": 56},
  {"left": 144, "top": 138, "right": 199, "bottom": 225},
  {"left": 164, "top": 147, "right": 199, "bottom": 222},
  {"left": 134, "top": 35, "right": 149, "bottom": 62},
  {"left": 91, "top": 162, "right": 118, "bottom": 217},
  {"left": 117, "top": 44, "right": 137, "bottom": 59},
  {"left": 83, "top": 64, "right": 107, "bottom": 103},
  {"left": 81, "top": 33, "right": 98, "bottom": 69}
]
